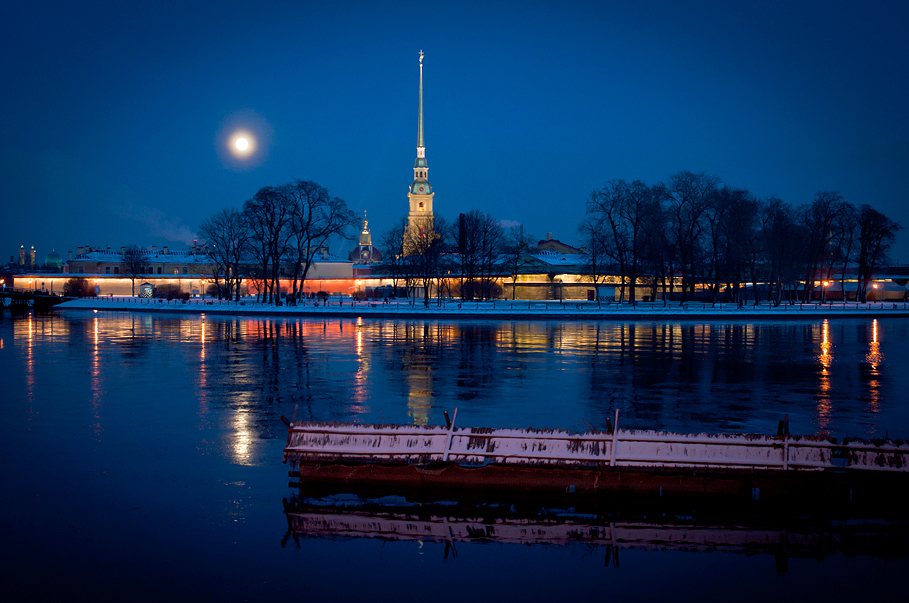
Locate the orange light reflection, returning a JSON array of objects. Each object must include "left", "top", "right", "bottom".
[{"left": 816, "top": 320, "right": 832, "bottom": 431}]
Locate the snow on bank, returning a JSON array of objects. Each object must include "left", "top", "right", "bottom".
[{"left": 57, "top": 296, "right": 909, "bottom": 319}]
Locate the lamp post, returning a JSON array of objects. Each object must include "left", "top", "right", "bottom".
[{"left": 822, "top": 281, "right": 829, "bottom": 304}]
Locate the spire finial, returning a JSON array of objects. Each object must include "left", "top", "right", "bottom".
[{"left": 417, "top": 50, "right": 424, "bottom": 150}]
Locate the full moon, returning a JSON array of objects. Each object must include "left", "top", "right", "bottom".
[{"left": 226, "top": 129, "right": 258, "bottom": 160}]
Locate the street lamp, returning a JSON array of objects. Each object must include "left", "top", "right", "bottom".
[{"left": 822, "top": 281, "right": 829, "bottom": 304}]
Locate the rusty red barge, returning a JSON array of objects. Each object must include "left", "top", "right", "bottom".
[{"left": 283, "top": 410, "right": 909, "bottom": 507}]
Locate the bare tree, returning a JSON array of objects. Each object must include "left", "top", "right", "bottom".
[
  {"left": 798, "top": 191, "right": 852, "bottom": 301},
  {"left": 455, "top": 210, "right": 504, "bottom": 300},
  {"left": 122, "top": 244, "right": 148, "bottom": 296},
  {"left": 501, "top": 225, "right": 535, "bottom": 300},
  {"left": 378, "top": 217, "right": 408, "bottom": 298},
  {"left": 283, "top": 180, "right": 358, "bottom": 303},
  {"left": 587, "top": 179, "right": 656, "bottom": 303},
  {"left": 242, "top": 186, "right": 294, "bottom": 304},
  {"left": 403, "top": 215, "right": 449, "bottom": 306},
  {"left": 660, "top": 171, "right": 719, "bottom": 302},
  {"left": 856, "top": 205, "right": 902, "bottom": 302},
  {"left": 704, "top": 187, "right": 758, "bottom": 304},
  {"left": 577, "top": 215, "right": 612, "bottom": 304},
  {"left": 760, "top": 197, "right": 807, "bottom": 305},
  {"left": 829, "top": 203, "right": 857, "bottom": 302},
  {"left": 199, "top": 207, "right": 249, "bottom": 300}
]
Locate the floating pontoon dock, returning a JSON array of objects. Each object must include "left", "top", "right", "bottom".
[{"left": 283, "top": 410, "right": 909, "bottom": 506}]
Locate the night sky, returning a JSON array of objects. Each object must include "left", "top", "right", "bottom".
[{"left": 3, "top": 0, "right": 908, "bottom": 264}]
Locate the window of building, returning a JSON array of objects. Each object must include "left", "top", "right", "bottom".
[
  {"left": 114, "top": 267, "right": 119, "bottom": 274},
  {"left": 183, "top": 267, "right": 188, "bottom": 275},
  {"left": 157, "top": 267, "right": 162, "bottom": 274},
  {"left": 105, "top": 267, "right": 110, "bottom": 274},
  {"left": 79, "top": 266, "right": 84, "bottom": 274}
]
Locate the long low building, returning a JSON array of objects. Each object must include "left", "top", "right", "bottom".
[
  {"left": 9, "top": 243, "right": 909, "bottom": 302},
  {"left": 11, "top": 245, "right": 360, "bottom": 298}
]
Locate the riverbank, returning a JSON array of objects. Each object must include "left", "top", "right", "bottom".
[{"left": 56, "top": 296, "right": 909, "bottom": 319}]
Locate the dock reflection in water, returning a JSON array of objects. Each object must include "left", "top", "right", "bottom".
[{"left": 282, "top": 496, "right": 909, "bottom": 573}]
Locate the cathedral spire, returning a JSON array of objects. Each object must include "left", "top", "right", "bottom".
[
  {"left": 406, "top": 49, "right": 434, "bottom": 249},
  {"left": 417, "top": 50, "right": 425, "bottom": 159}
]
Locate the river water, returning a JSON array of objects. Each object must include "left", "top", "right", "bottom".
[{"left": 1, "top": 309, "right": 907, "bottom": 601}]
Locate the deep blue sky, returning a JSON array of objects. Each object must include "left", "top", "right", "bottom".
[{"left": 3, "top": 0, "right": 908, "bottom": 264}]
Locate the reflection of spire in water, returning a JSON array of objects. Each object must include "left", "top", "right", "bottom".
[
  {"left": 402, "top": 322, "right": 437, "bottom": 425},
  {"left": 816, "top": 320, "right": 832, "bottom": 431},
  {"left": 407, "top": 376, "right": 433, "bottom": 424}
]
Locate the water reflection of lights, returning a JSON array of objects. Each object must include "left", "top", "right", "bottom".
[
  {"left": 816, "top": 320, "right": 832, "bottom": 431},
  {"left": 351, "top": 317, "right": 370, "bottom": 415},
  {"left": 24, "top": 316, "right": 35, "bottom": 405},
  {"left": 232, "top": 411, "right": 253, "bottom": 464},
  {"left": 229, "top": 395, "right": 259, "bottom": 466},
  {"left": 866, "top": 319, "right": 882, "bottom": 368},
  {"left": 90, "top": 317, "right": 103, "bottom": 436},
  {"left": 865, "top": 319, "right": 883, "bottom": 413},
  {"left": 197, "top": 317, "right": 209, "bottom": 415},
  {"left": 818, "top": 320, "right": 832, "bottom": 369}
]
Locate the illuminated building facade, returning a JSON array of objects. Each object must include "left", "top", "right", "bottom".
[{"left": 12, "top": 244, "right": 359, "bottom": 298}]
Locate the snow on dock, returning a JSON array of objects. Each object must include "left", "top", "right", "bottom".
[{"left": 283, "top": 410, "right": 909, "bottom": 473}]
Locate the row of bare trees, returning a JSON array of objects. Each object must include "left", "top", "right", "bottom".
[
  {"left": 582, "top": 171, "right": 903, "bottom": 305},
  {"left": 376, "top": 211, "right": 535, "bottom": 305},
  {"left": 199, "top": 179, "right": 358, "bottom": 304}
]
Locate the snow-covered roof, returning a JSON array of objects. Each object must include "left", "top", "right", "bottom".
[
  {"left": 70, "top": 248, "right": 210, "bottom": 264},
  {"left": 530, "top": 251, "right": 586, "bottom": 267}
]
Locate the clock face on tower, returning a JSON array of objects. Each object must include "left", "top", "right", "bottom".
[{"left": 419, "top": 185, "right": 425, "bottom": 192}]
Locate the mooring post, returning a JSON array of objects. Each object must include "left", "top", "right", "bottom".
[
  {"left": 781, "top": 414, "right": 790, "bottom": 470},
  {"left": 442, "top": 408, "right": 458, "bottom": 462},
  {"left": 610, "top": 408, "right": 620, "bottom": 467}
]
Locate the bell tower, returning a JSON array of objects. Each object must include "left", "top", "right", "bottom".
[{"left": 406, "top": 50, "right": 434, "bottom": 245}]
